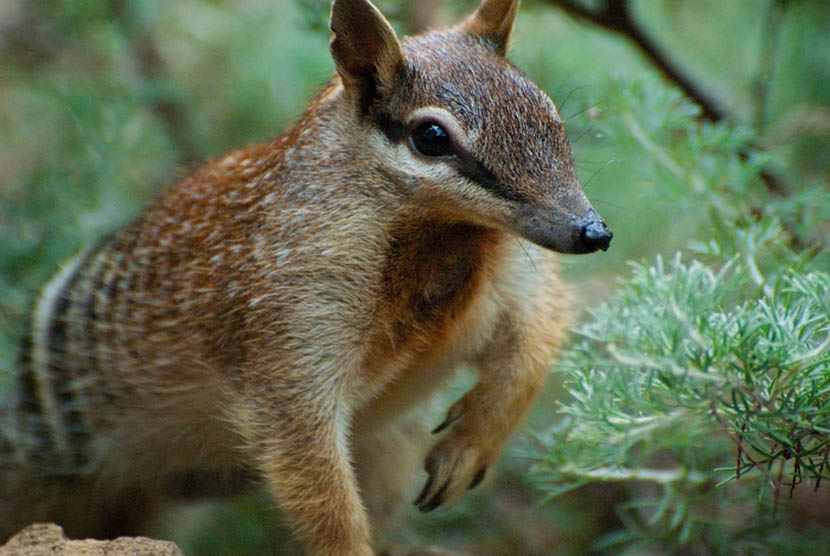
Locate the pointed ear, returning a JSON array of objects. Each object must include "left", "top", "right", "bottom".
[
  {"left": 330, "top": 0, "right": 404, "bottom": 103},
  {"left": 460, "top": 0, "right": 521, "bottom": 56}
]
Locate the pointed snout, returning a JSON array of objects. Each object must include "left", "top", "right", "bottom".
[{"left": 512, "top": 205, "right": 612, "bottom": 255}]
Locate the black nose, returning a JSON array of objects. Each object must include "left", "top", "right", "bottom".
[{"left": 580, "top": 219, "right": 613, "bottom": 252}]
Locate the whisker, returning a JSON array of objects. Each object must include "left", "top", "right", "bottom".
[
  {"left": 589, "top": 197, "right": 624, "bottom": 211},
  {"left": 565, "top": 99, "right": 604, "bottom": 122},
  {"left": 515, "top": 237, "right": 537, "bottom": 272},
  {"left": 581, "top": 158, "right": 617, "bottom": 189},
  {"left": 556, "top": 85, "right": 588, "bottom": 114},
  {"left": 571, "top": 124, "right": 595, "bottom": 145}
]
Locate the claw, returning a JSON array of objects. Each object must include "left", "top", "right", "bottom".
[
  {"left": 432, "top": 401, "right": 464, "bottom": 434},
  {"left": 415, "top": 474, "right": 447, "bottom": 512},
  {"left": 419, "top": 483, "right": 447, "bottom": 512},
  {"left": 415, "top": 454, "right": 447, "bottom": 512},
  {"left": 414, "top": 474, "right": 434, "bottom": 507},
  {"left": 431, "top": 419, "right": 451, "bottom": 434},
  {"left": 468, "top": 466, "right": 486, "bottom": 490}
]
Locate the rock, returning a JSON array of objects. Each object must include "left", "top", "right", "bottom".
[{"left": 0, "top": 523, "right": 183, "bottom": 556}]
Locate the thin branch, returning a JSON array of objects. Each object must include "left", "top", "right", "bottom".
[
  {"left": 816, "top": 445, "right": 829, "bottom": 492},
  {"left": 548, "top": 0, "right": 724, "bottom": 121},
  {"left": 711, "top": 399, "right": 767, "bottom": 479},
  {"left": 545, "top": 0, "right": 790, "bottom": 197},
  {"left": 110, "top": 0, "right": 201, "bottom": 169},
  {"left": 737, "top": 423, "right": 747, "bottom": 479},
  {"left": 774, "top": 456, "right": 785, "bottom": 514},
  {"left": 557, "top": 463, "right": 707, "bottom": 485},
  {"left": 754, "top": 0, "right": 789, "bottom": 134}
]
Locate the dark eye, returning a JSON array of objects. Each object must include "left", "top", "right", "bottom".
[{"left": 410, "top": 122, "right": 454, "bottom": 157}]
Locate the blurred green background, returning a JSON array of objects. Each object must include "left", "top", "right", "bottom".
[{"left": 1, "top": 0, "right": 828, "bottom": 554}]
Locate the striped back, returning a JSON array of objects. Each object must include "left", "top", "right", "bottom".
[{"left": 4, "top": 228, "right": 139, "bottom": 475}]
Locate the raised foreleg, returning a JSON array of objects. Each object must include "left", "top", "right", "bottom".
[{"left": 416, "top": 261, "right": 571, "bottom": 511}]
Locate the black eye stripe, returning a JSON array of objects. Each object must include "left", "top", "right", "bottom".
[
  {"left": 373, "top": 111, "right": 524, "bottom": 204},
  {"left": 376, "top": 111, "right": 409, "bottom": 143},
  {"left": 451, "top": 154, "right": 524, "bottom": 203}
]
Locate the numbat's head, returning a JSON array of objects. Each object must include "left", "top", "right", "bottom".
[{"left": 329, "top": 0, "right": 612, "bottom": 254}]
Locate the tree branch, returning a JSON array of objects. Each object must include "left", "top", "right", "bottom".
[
  {"left": 753, "top": 0, "right": 789, "bottom": 134},
  {"left": 549, "top": 0, "right": 725, "bottom": 121},
  {"left": 546, "top": 0, "right": 789, "bottom": 197},
  {"left": 110, "top": 0, "right": 201, "bottom": 169},
  {"left": 710, "top": 399, "right": 768, "bottom": 483}
]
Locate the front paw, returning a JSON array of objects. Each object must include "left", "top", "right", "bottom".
[{"left": 413, "top": 431, "right": 489, "bottom": 513}]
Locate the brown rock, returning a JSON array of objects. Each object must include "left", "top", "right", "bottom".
[{"left": 0, "top": 523, "right": 183, "bottom": 556}]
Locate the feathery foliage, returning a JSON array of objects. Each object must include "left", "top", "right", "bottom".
[{"left": 525, "top": 72, "right": 830, "bottom": 554}]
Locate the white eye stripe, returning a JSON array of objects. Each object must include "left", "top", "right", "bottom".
[
  {"left": 405, "top": 106, "right": 476, "bottom": 151},
  {"left": 370, "top": 130, "right": 458, "bottom": 181}
]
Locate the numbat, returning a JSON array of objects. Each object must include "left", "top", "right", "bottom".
[{"left": 0, "top": 0, "right": 611, "bottom": 554}]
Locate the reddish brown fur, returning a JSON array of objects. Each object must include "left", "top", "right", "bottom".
[{"left": 0, "top": 0, "right": 611, "bottom": 554}]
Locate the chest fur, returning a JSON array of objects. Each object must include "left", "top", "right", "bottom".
[{"left": 361, "top": 220, "right": 505, "bottom": 379}]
